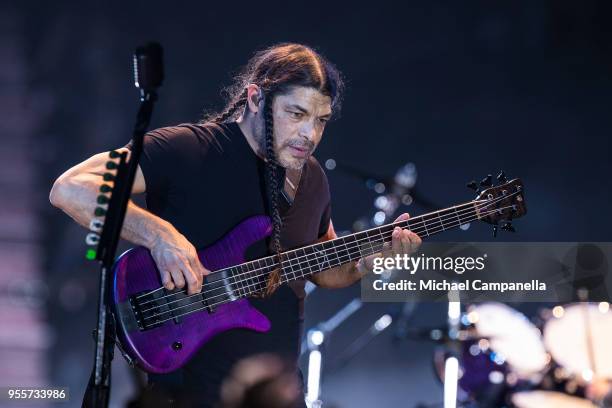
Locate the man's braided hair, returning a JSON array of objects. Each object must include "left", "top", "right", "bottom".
[{"left": 200, "top": 43, "right": 344, "bottom": 296}]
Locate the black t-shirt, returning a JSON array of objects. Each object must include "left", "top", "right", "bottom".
[{"left": 131, "top": 121, "right": 331, "bottom": 406}]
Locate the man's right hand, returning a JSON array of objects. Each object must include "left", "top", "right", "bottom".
[
  {"left": 150, "top": 225, "right": 210, "bottom": 295},
  {"left": 49, "top": 148, "right": 210, "bottom": 295}
]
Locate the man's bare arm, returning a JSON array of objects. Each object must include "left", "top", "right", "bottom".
[
  {"left": 49, "top": 148, "right": 208, "bottom": 294},
  {"left": 309, "top": 215, "right": 421, "bottom": 289}
]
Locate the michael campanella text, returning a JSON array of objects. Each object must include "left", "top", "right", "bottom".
[{"left": 372, "top": 279, "right": 547, "bottom": 292}]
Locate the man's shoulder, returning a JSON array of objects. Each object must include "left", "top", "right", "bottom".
[{"left": 146, "top": 122, "right": 234, "bottom": 153}]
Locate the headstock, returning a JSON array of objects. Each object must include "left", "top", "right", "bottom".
[{"left": 467, "top": 171, "right": 527, "bottom": 237}]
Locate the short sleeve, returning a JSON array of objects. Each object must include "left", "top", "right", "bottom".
[
  {"left": 318, "top": 200, "right": 332, "bottom": 238},
  {"left": 312, "top": 157, "right": 332, "bottom": 238},
  {"left": 125, "top": 125, "right": 209, "bottom": 195}
]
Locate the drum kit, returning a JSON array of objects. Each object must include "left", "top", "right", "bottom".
[
  {"left": 433, "top": 301, "right": 612, "bottom": 407},
  {"left": 324, "top": 162, "right": 612, "bottom": 407}
]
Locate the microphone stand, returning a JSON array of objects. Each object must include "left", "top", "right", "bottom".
[{"left": 81, "top": 43, "right": 163, "bottom": 408}]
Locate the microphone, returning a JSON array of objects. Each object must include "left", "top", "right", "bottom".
[{"left": 133, "top": 42, "right": 164, "bottom": 92}]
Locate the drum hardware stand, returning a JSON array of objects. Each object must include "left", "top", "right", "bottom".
[
  {"left": 81, "top": 43, "right": 163, "bottom": 408},
  {"left": 578, "top": 288, "right": 597, "bottom": 382},
  {"left": 303, "top": 298, "right": 407, "bottom": 407},
  {"left": 304, "top": 299, "right": 363, "bottom": 408},
  {"left": 326, "top": 312, "right": 394, "bottom": 372},
  {"left": 444, "top": 289, "right": 461, "bottom": 408}
]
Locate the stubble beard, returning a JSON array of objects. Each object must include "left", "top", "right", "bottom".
[{"left": 253, "top": 119, "right": 307, "bottom": 170}]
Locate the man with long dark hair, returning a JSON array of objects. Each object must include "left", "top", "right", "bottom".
[{"left": 50, "top": 43, "right": 421, "bottom": 407}]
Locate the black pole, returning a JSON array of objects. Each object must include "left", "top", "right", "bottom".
[{"left": 81, "top": 43, "right": 164, "bottom": 408}]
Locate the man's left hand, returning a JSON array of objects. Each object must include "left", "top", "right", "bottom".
[{"left": 358, "top": 213, "right": 422, "bottom": 273}]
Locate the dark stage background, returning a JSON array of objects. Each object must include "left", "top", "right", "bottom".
[{"left": 2, "top": 1, "right": 612, "bottom": 407}]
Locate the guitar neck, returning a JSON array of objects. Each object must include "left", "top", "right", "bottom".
[{"left": 228, "top": 200, "right": 483, "bottom": 298}]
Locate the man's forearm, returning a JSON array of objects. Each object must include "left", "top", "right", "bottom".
[
  {"left": 50, "top": 173, "right": 170, "bottom": 249},
  {"left": 309, "top": 253, "right": 380, "bottom": 289}
]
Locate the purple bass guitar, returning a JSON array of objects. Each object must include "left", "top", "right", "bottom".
[{"left": 111, "top": 178, "right": 526, "bottom": 373}]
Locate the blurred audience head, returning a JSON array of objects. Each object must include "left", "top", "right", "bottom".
[{"left": 220, "top": 353, "right": 302, "bottom": 408}]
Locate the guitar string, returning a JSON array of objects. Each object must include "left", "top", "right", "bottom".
[
  {"left": 139, "top": 204, "right": 514, "bottom": 325},
  {"left": 136, "top": 199, "right": 486, "bottom": 306},
  {"left": 137, "top": 194, "right": 517, "bottom": 311},
  {"left": 137, "top": 191, "right": 518, "bottom": 306},
  {"left": 136, "top": 195, "right": 513, "bottom": 315},
  {"left": 134, "top": 200, "right": 482, "bottom": 301},
  {"left": 136, "top": 199, "right": 487, "bottom": 309},
  {"left": 141, "top": 205, "right": 513, "bottom": 326}
]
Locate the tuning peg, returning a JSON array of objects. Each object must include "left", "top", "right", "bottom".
[
  {"left": 109, "top": 150, "right": 121, "bottom": 159},
  {"left": 466, "top": 180, "right": 479, "bottom": 191},
  {"left": 106, "top": 161, "right": 118, "bottom": 170},
  {"left": 99, "top": 184, "right": 112, "bottom": 193},
  {"left": 501, "top": 222, "right": 516, "bottom": 233},
  {"left": 103, "top": 173, "right": 115, "bottom": 181},
  {"left": 496, "top": 170, "right": 507, "bottom": 184},
  {"left": 94, "top": 207, "right": 106, "bottom": 216},
  {"left": 480, "top": 174, "right": 493, "bottom": 188}
]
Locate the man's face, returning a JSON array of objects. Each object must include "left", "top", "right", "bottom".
[{"left": 258, "top": 86, "right": 332, "bottom": 170}]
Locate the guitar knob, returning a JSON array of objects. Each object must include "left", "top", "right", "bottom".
[
  {"left": 466, "top": 180, "right": 478, "bottom": 191},
  {"left": 496, "top": 170, "right": 507, "bottom": 184},
  {"left": 480, "top": 174, "right": 493, "bottom": 187},
  {"left": 501, "top": 222, "right": 516, "bottom": 233}
]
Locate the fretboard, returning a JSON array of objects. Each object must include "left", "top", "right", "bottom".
[{"left": 214, "top": 200, "right": 482, "bottom": 300}]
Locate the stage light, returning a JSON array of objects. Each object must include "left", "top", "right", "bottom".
[
  {"left": 310, "top": 330, "right": 324, "bottom": 346},
  {"left": 448, "top": 301, "right": 461, "bottom": 321},
  {"left": 489, "top": 371, "right": 504, "bottom": 384},
  {"left": 467, "top": 311, "right": 479, "bottom": 324},
  {"left": 373, "top": 211, "right": 385, "bottom": 225},
  {"left": 306, "top": 350, "right": 322, "bottom": 405},
  {"left": 374, "top": 195, "right": 389, "bottom": 210},
  {"left": 469, "top": 344, "right": 481, "bottom": 356},
  {"left": 598, "top": 302, "right": 609, "bottom": 313},
  {"left": 552, "top": 306, "right": 564, "bottom": 318},
  {"left": 325, "top": 159, "right": 336, "bottom": 170},
  {"left": 374, "top": 314, "right": 392, "bottom": 331},
  {"left": 444, "top": 356, "right": 458, "bottom": 408}
]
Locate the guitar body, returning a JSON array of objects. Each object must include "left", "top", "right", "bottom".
[{"left": 111, "top": 215, "right": 273, "bottom": 374}]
